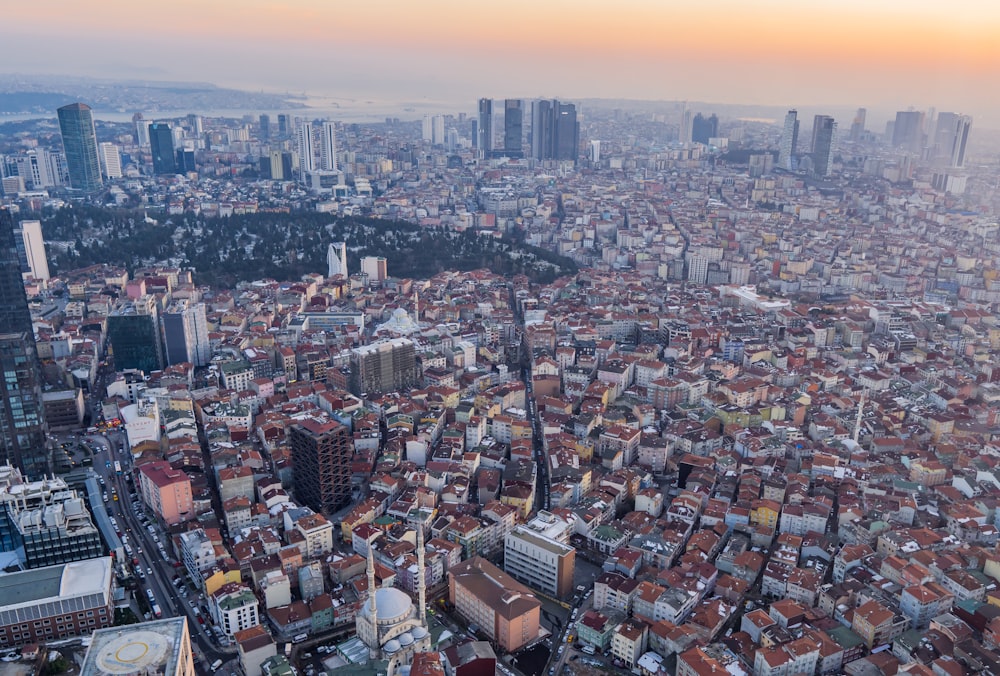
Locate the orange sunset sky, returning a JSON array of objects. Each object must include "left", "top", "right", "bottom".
[{"left": 2, "top": 0, "right": 999, "bottom": 124}]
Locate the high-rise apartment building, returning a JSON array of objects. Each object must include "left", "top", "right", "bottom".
[
  {"left": 98, "top": 142, "right": 122, "bottom": 179},
  {"left": 477, "top": 99, "right": 495, "bottom": 155},
  {"left": 933, "top": 112, "right": 972, "bottom": 167},
  {"left": 361, "top": 255, "right": 387, "bottom": 282},
  {"left": 422, "top": 116, "right": 433, "bottom": 142},
  {"left": 162, "top": 300, "right": 210, "bottom": 366},
  {"left": 289, "top": 414, "right": 352, "bottom": 514},
  {"left": 14, "top": 220, "right": 49, "bottom": 281},
  {"left": 149, "top": 123, "right": 177, "bottom": 175},
  {"left": 504, "top": 99, "right": 523, "bottom": 157},
  {"left": 432, "top": 115, "right": 446, "bottom": 146},
  {"left": 57, "top": 103, "right": 103, "bottom": 193},
  {"left": 107, "top": 297, "right": 164, "bottom": 373},
  {"left": 779, "top": 110, "right": 799, "bottom": 171},
  {"left": 320, "top": 121, "right": 337, "bottom": 171},
  {"left": 349, "top": 338, "right": 418, "bottom": 395},
  {"left": 811, "top": 115, "right": 837, "bottom": 177},
  {"left": 892, "top": 111, "right": 925, "bottom": 154},
  {"left": 0, "top": 209, "right": 48, "bottom": 479},
  {"left": 297, "top": 123, "right": 315, "bottom": 179},
  {"left": 692, "top": 113, "right": 718, "bottom": 145}
]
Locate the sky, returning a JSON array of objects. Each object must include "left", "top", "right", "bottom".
[{"left": 3, "top": 0, "right": 999, "bottom": 125}]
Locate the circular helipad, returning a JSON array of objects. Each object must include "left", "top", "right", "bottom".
[{"left": 95, "top": 630, "right": 172, "bottom": 673}]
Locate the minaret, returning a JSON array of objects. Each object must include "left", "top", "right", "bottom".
[
  {"left": 417, "top": 527, "right": 427, "bottom": 626},
  {"left": 367, "top": 544, "right": 378, "bottom": 618}
]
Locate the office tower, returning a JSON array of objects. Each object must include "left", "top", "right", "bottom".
[
  {"left": 266, "top": 150, "right": 284, "bottom": 180},
  {"left": 477, "top": 98, "right": 495, "bottom": 154},
  {"left": 15, "top": 220, "right": 49, "bottom": 280},
  {"left": 348, "top": 338, "right": 418, "bottom": 395},
  {"left": 259, "top": 113, "right": 270, "bottom": 141},
  {"left": 531, "top": 99, "right": 553, "bottom": 160},
  {"left": 277, "top": 114, "right": 290, "bottom": 136},
  {"left": 933, "top": 112, "right": 972, "bottom": 167},
  {"left": 422, "top": 115, "right": 433, "bottom": 142},
  {"left": 327, "top": 242, "right": 348, "bottom": 278},
  {"left": 361, "top": 255, "right": 387, "bottom": 283},
  {"left": 149, "top": 123, "right": 177, "bottom": 175},
  {"left": 504, "top": 99, "right": 523, "bottom": 157},
  {"left": 162, "top": 300, "right": 210, "bottom": 366},
  {"left": 0, "top": 209, "right": 48, "bottom": 479},
  {"left": 57, "top": 103, "right": 103, "bottom": 193},
  {"left": 446, "top": 127, "right": 459, "bottom": 151},
  {"left": 553, "top": 101, "right": 579, "bottom": 161},
  {"left": 133, "top": 112, "right": 150, "bottom": 147},
  {"left": 289, "top": 415, "right": 352, "bottom": 514},
  {"left": 15, "top": 150, "right": 54, "bottom": 190},
  {"left": 891, "top": 110, "right": 925, "bottom": 153},
  {"left": 692, "top": 113, "right": 719, "bottom": 145},
  {"left": 811, "top": 115, "right": 837, "bottom": 177},
  {"left": 98, "top": 142, "right": 122, "bottom": 179},
  {"left": 107, "top": 297, "right": 164, "bottom": 373},
  {"left": 187, "top": 114, "right": 203, "bottom": 136},
  {"left": 175, "top": 148, "right": 196, "bottom": 173},
  {"left": 590, "top": 140, "right": 601, "bottom": 164},
  {"left": 297, "top": 123, "right": 315, "bottom": 179},
  {"left": 432, "top": 115, "right": 446, "bottom": 146},
  {"left": 320, "top": 121, "right": 337, "bottom": 171},
  {"left": 849, "top": 108, "right": 866, "bottom": 142},
  {"left": 779, "top": 110, "right": 800, "bottom": 170},
  {"left": 679, "top": 106, "right": 693, "bottom": 145}
]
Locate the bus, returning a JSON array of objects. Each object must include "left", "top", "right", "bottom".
[{"left": 114, "top": 461, "right": 122, "bottom": 475}]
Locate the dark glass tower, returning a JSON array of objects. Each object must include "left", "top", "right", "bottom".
[
  {"left": 56, "top": 103, "right": 103, "bottom": 193},
  {"left": 692, "top": 113, "right": 719, "bottom": 145},
  {"left": 477, "top": 98, "right": 494, "bottom": 154},
  {"left": 0, "top": 209, "right": 48, "bottom": 479},
  {"left": 149, "top": 122, "right": 177, "bottom": 175},
  {"left": 503, "top": 99, "right": 523, "bottom": 158},
  {"left": 554, "top": 101, "right": 579, "bottom": 162},
  {"left": 531, "top": 100, "right": 554, "bottom": 161}
]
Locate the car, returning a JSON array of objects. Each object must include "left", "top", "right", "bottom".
[{"left": 147, "top": 568, "right": 153, "bottom": 576}]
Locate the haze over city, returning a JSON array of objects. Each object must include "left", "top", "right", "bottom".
[{"left": 2, "top": 0, "right": 999, "bottom": 125}]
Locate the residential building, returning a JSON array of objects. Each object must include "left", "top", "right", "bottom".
[
  {"left": 449, "top": 556, "right": 541, "bottom": 653},
  {"left": 503, "top": 525, "right": 576, "bottom": 598},
  {"left": 138, "top": 461, "right": 194, "bottom": 526},
  {"left": 289, "top": 415, "right": 353, "bottom": 514}
]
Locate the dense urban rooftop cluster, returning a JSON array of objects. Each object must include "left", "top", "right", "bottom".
[{"left": 0, "top": 99, "right": 999, "bottom": 676}]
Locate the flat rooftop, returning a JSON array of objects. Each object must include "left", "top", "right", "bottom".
[
  {"left": 80, "top": 617, "right": 189, "bottom": 676},
  {"left": 0, "top": 556, "right": 111, "bottom": 610}
]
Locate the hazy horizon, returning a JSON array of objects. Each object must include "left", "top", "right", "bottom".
[{"left": 3, "top": 0, "right": 998, "bottom": 126}]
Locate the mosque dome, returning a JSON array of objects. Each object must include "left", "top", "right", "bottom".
[
  {"left": 398, "top": 632, "right": 414, "bottom": 646},
  {"left": 411, "top": 626, "right": 429, "bottom": 640},
  {"left": 364, "top": 587, "right": 414, "bottom": 623},
  {"left": 384, "top": 639, "right": 401, "bottom": 654}
]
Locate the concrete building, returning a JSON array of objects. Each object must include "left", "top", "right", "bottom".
[
  {"left": 449, "top": 556, "right": 542, "bottom": 653},
  {"left": 14, "top": 220, "right": 48, "bottom": 280},
  {"left": 137, "top": 460, "right": 193, "bottom": 526},
  {"left": 0, "top": 557, "right": 114, "bottom": 647},
  {"left": 211, "top": 583, "right": 261, "bottom": 638},
  {"left": 349, "top": 338, "right": 418, "bottom": 396},
  {"left": 289, "top": 415, "right": 353, "bottom": 514},
  {"left": 503, "top": 525, "right": 576, "bottom": 599},
  {"left": 162, "top": 300, "right": 210, "bottom": 367},
  {"left": 80, "top": 617, "right": 196, "bottom": 676}
]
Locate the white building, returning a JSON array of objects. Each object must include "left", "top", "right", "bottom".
[
  {"left": 162, "top": 300, "right": 210, "bottom": 366},
  {"left": 320, "top": 121, "right": 337, "bottom": 171},
  {"left": 98, "top": 142, "right": 122, "bottom": 179},
  {"left": 297, "top": 124, "right": 314, "bottom": 179},
  {"left": 503, "top": 525, "right": 576, "bottom": 598},
  {"left": 361, "top": 256, "right": 387, "bottom": 283},
  {"left": 327, "top": 242, "right": 348, "bottom": 278},
  {"left": 211, "top": 584, "right": 260, "bottom": 638},
  {"left": 16, "top": 219, "right": 49, "bottom": 280}
]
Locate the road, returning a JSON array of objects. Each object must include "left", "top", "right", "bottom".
[{"left": 87, "top": 432, "right": 237, "bottom": 672}]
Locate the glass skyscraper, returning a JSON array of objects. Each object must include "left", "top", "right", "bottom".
[
  {"left": 56, "top": 102, "right": 103, "bottom": 193},
  {"left": 149, "top": 122, "right": 177, "bottom": 175},
  {"left": 0, "top": 209, "right": 48, "bottom": 479}
]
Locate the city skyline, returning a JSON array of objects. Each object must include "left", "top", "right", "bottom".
[{"left": 1, "top": 1, "right": 998, "bottom": 126}]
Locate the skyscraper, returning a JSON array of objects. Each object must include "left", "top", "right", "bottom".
[
  {"left": 277, "top": 114, "right": 290, "bottom": 136},
  {"left": 891, "top": 111, "right": 925, "bottom": 154},
  {"left": 422, "top": 116, "right": 433, "bottom": 142},
  {"left": 14, "top": 220, "right": 49, "bottom": 281},
  {"left": 320, "top": 121, "right": 337, "bottom": 171},
  {"left": 432, "top": 115, "right": 446, "bottom": 146},
  {"left": 504, "top": 99, "right": 523, "bottom": 158},
  {"left": 327, "top": 242, "right": 348, "bottom": 278},
  {"left": 530, "top": 99, "right": 554, "bottom": 161},
  {"left": 692, "top": 113, "right": 719, "bottom": 145},
  {"left": 149, "top": 123, "right": 177, "bottom": 175},
  {"left": 259, "top": 114, "right": 270, "bottom": 141},
  {"left": 98, "top": 142, "right": 122, "bottom": 179},
  {"left": 133, "top": 112, "right": 150, "bottom": 147},
  {"left": 779, "top": 110, "right": 800, "bottom": 171},
  {"left": 56, "top": 102, "right": 103, "bottom": 193},
  {"left": 933, "top": 113, "right": 972, "bottom": 167},
  {"left": 477, "top": 98, "right": 495, "bottom": 155},
  {"left": 0, "top": 209, "right": 48, "bottom": 479},
  {"left": 289, "top": 415, "right": 352, "bottom": 514},
  {"left": 297, "top": 123, "right": 315, "bottom": 179},
  {"left": 107, "top": 297, "right": 164, "bottom": 373},
  {"left": 162, "top": 300, "right": 210, "bottom": 367},
  {"left": 811, "top": 115, "right": 837, "bottom": 177},
  {"left": 679, "top": 106, "right": 693, "bottom": 145},
  {"left": 849, "top": 108, "right": 867, "bottom": 142},
  {"left": 554, "top": 101, "right": 579, "bottom": 162}
]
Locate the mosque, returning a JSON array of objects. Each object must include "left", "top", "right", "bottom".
[{"left": 355, "top": 529, "right": 431, "bottom": 676}]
